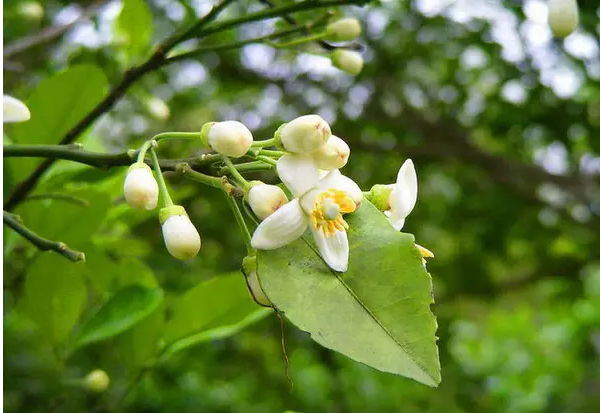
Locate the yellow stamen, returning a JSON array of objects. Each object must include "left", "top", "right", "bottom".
[
  {"left": 310, "top": 188, "right": 355, "bottom": 238},
  {"left": 416, "top": 244, "right": 434, "bottom": 265}
]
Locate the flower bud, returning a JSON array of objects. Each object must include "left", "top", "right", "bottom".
[
  {"left": 331, "top": 50, "right": 363, "bottom": 76},
  {"left": 18, "top": 1, "right": 44, "bottom": 21},
  {"left": 275, "top": 114, "right": 331, "bottom": 154},
  {"left": 325, "top": 18, "right": 361, "bottom": 42},
  {"left": 368, "top": 184, "right": 393, "bottom": 212},
  {"left": 159, "top": 205, "right": 201, "bottom": 260},
  {"left": 83, "top": 369, "right": 110, "bottom": 393},
  {"left": 242, "top": 256, "right": 271, "bottom": 306},
  {"left": 548, "top": 0, "right": 579, "bottom": 38},
  {"left": 146, "top": 96, "right": 170, "bottom": 120},
  {"left": 123, "top": 163, "right": 159, "bottom": 210},
  {"left": 311, "top": 135, "right": 350, "bottom": 170},
  {"left": 246, "top": 182, "right": 289, "bottom": 220},
  {"left": 200, "top": 120, "right": 253, "bottom": 158},
  {"left": 3, "top": 95, "right": 31, "bottom": 123}
]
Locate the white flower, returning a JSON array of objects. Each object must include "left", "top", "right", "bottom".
[
  {"left": 276, "top": 114, "right": 331, "bottom": 154},
  {"left": 3, "top": 95, "right": 31, "bottom": 123},
  {"left": 325, "top": 18, "right": 361, "bottom": 42},
  {"left": 548, "top": 0, "right": 578, "bottom": 38},
  {"left": 311, "top": 135, "right": 350, "bottom": 170},
  {"left": 385, "top": 159, "right": 418, "bottom": 231},
  {"left": 331, "top": 50, "right": 363, "bottom": 76},
  {"left": 123, "top": 163, "right": 159, "bottom": 210},
  {"left": 160, "top": 206, "right": 201, "bottom": 260},
  {"left": 83, "top": 370, "right": 110, "bottom": 393},
  {"left": 247, "top": 182, "right": 289, "bottom": 220},
  {"left": 251, "top": 170, "right": 361, "bottom": 272},
  {"left": 202, "top": 120, "right": 253, "bottom": 158}
]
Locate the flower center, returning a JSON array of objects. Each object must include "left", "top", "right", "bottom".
[{"left": 310, "top": 189, "right": 356, "bottom": 238}]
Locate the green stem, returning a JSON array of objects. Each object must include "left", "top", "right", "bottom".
[
  {"left": 267, "top": 31, "right": 327, "bottom": 48},
  {"left": 222, "top": 156, "right": 250, "bottom": 190},
  {"left": 176, "top": 163, "right": 226, "bottom": 189},
  {"left": 252, "top": 137, "right": 278, "bottom": 148},
  {"left": 255, "top": 155, "right": 278, "bottom": 166},
  {"left": 218, "top": 161, "right": 274, "bottom": 175},
  {"left": 150, "top": 148, "right": 174, "bottom": 207},
  {"left": 259, "top": 149, "right": 285, "bottom": 158},
  {"left": 152, "top": 131, "right": 202, "bottom": 142},
  {"left": 224, "top": 192, "right": 254, "bottom": 254},
  {"left": 136, "top": 139, "right": 156, "bottom": 164},
  {"left": 3, "top": 211, "right": 85, "bottom": 262}
]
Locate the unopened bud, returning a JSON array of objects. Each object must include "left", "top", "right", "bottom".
[
  {"left": 160, "top": 205, "right": 201, "bottom": 260},
  {"left": 548, "top": 0, "right": 579, "bottom": 38},
  {"left": 83, "top": 369, "right": 110, "bottom": 393},
  {"left": 242, "top": 256, "right": 271, "bottom": 306},
  {"left": 18, "top": 1, "right": 44, "bottom": 21},
  {"left": 3, "top": 95, "right": 31, "bottom": 123},
  {"left": 123, "top": 163, "right": 159, "bottom": 210},
  {"left": 331, "top": 50, "right": 363, "bottom": 76},
  {"left": 275, "top": 114, "right": 331, "bottom": 154},
  {"left": 325, "top": 18, "right": 361, "bottom": 42},
  {"left": 201, "top": 120, "right": 253, "bottom": 158},
  {"left": 246, "top": 182, "right": 289, "bottom": 220},
  {"left": 368, "top": 184, "right": 393, "bottom": 212},
  {"left": 311, "top": 135, "right": 350, "bottom": 170},
  {"left": 147, "top": 97, "right": 170, "bottom": 120}
]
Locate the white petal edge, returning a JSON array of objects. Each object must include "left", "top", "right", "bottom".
[
  {"left": 317, "top": 169, "right": 363, "bottom": 207},
  {"left": 276, "top": 154, "right": 320, "bottom": 197},
  {"left": 251, "top": 199, "right": 308, "bottom": 250},
  {"left": 389, "top": 159, "right": 417, "bottom": 219},
  {"left": 311, "top": 226, "right": 349, "bottom": 272},
  {"left": 3, "top": 95, "right": 31, "bottom": 123},
  {"left": 387, "top": 213, "right": 406, "bottom": 231}
]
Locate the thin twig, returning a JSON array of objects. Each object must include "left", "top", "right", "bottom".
[
  {"left": 3, "top": 211, "right": 85, "bottom": 262},
  {"left": 3, "top": 0, "right": 108, "bottom": 58}
]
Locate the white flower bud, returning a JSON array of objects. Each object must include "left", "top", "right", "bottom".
[
  {"left": 311, "top": 135, "right": 350, "bottom": 170},
  {"left": 325, "top": 18, "right": 361, "bottom": 42},
  {"left": 548, "top": 0, "right": 579, "bottom": 38},
  {"left": 160, "top": 206, "right": 201, "bottom": 260},
  {"left": 247, "top": 182, "right": 289, "bottom": 220},
  {"left": 242, "top": 256, "right": 271, "bottom": 307},
  {"left": 275, "top": 114, "right": 331, "bottom": 154},
  {"left": 3, "top": 95, "right": 31, "bottom": 123},
  {"left": 123, "top": 163, "right": 159, "bottom": 210},
  {"left": 331, "top": 50, "right": 363, "bottom": 76},
  {"left": 201, "top": 120, "right": 253, "bottom": 158},
  {"left": 83, "top": 369, "right": 110, "bottom": 393},
  {"left": 147, "top": 97, "right": 170, "bottom": 120}
]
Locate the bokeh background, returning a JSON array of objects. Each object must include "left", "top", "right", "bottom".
[{"left": 3, "top": 0, "right": 600, "bottom": 412}]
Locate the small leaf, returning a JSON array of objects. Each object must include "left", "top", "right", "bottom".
[
  {"left": 257, "top": 200, "right": 441, "bottom": 386},
  {"left": 163, "top": 273, "right": 271, "bottom": 356},
  {"left": 115, "top": 0, "right": 154, "bottom": 63},
  {"left": 73, "top": 285, "right": 163, "bottom": 349},
  {"left": 19, "top": 254, "right": 87, "bottom": 346}
]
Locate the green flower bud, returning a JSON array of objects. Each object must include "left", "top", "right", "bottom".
[
  {"left": 83, "top": 370, "right": 110, "bottom": 393},
  {"left": 368, "top": 184, "right": 393, "bottom": 212},
  {"left": 331, "top": 50, "right": 363, "bottom": 76},
  {"left": 325, "top": 18, "right": 361, "bottom": 42},
  {"left": 548, "top": 0, "right": 579, "bottom": 38}
]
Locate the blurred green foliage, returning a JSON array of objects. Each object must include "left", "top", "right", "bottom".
[{"left": 3, "top": 0, "right": 600, "bottom": 412}]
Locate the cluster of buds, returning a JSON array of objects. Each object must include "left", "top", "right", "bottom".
[{"left": 325, "top": 18, "right": 364, "bottom": 76}]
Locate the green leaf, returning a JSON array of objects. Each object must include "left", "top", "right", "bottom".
[
  {"left": 256, "top": 200, "right": 441, "bottom": 387},
  {"left": 163, "top": 273, "right": 271, "bottom": 356},
  {"left": 73, "top": 285, "right": 163, "bottom": 350},
  {"left": 19, "top": 254, "right": 87, "bottom": 346},
  {"left": 7, "top": 65, "right": 108, "bottom": 177},
  {"left": 115, "top": 0, "right": 154, "bottom": 63}
]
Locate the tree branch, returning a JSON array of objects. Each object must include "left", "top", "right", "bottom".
[
  {"left": 4, "top": 0, "right": 369, "bottom": 212},
  {"left": 3, "top": 211, "right": 85, "bottom": 262}
]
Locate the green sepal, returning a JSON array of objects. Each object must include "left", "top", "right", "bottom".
[{"left": 159, "top": 205, "right": 186, "bottom": 224}]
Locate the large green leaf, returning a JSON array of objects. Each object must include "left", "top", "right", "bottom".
[
  {"left": 19, "top": 254, "right": 87, "bottom": 346},
  {"left": 7, "top": 65, "right": 108, "bottom": 178},
  {"left": 256, "top": 200, "right": 440, "bottom": 387},
  {"left": 115, "top": 0, "right": 154, "bottom": 63},
  {"left": 73, "top": 285, "right": 163, "bottom": 350},
  {"left": 163, "top": 273, "right": 271, "bottom": 356}
]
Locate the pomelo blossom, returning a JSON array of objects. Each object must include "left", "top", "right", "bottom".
[
  {"left": 251, "top": 169, "right": 362, "bottom": 272},
  {"left": 201, "top": 120, "right": 253, "bottom": 158},
  {"left": 325, "top": 18, "right": 361, "bottom": 42},
  {"left": 123, "top": 162, "right": 159, "bottom": 210},
  {"left": 385, "top": 159, "right": 418, "bottom": 231},
  {"left": 160, "top": 205, "right": 201, "bottom": 260},
  {"left": 3, "top": 95, "right": 30, "bottom": 123},
  {"left": 246, "top": 182, "right": 289, "bottom": 220},
  {"left": 331, "top": 50, "right": 363, "bottom": 76}
]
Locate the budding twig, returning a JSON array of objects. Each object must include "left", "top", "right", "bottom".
[{"left": 3, "top": 211, "right": 85, "bottom": 262}]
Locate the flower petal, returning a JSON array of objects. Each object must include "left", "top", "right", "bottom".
[
  {"left": 276, "top": 154, "right": 320, "bottom": 197},
  {"left": 318, "top": 169, "right": 363, "bottom": 207},
  {"left": 389, "top": 159, "right": 417, "bottom": 220},
  {"left": 3, "top": 95, "right": 31, "bottom": 123},
  {"left": 251, "top": 199, "right": 308, "bottom": 250},
  {"left": 311, "top": 226, "right": 349, "bottom": 272},
  {"left": 387, "top": 214, "right": 406, "bottom": 231}
]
